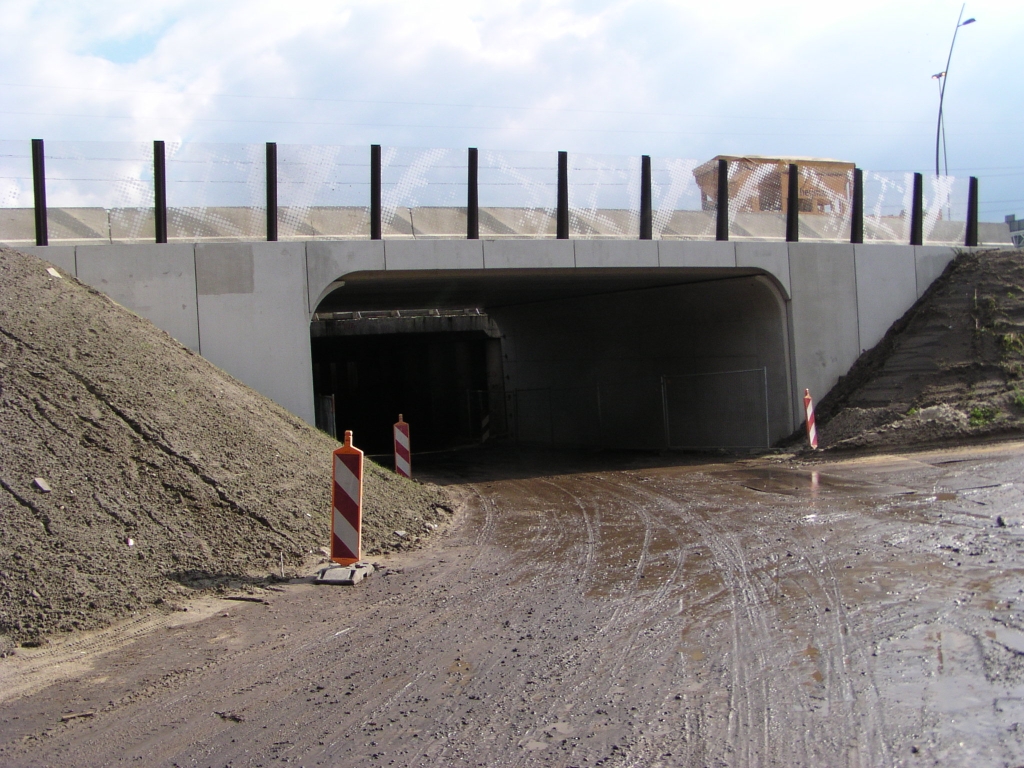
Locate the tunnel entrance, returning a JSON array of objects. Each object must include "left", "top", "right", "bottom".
[
  {"left": 311, "top": 310, "right": 504, "bottom": 454},
  {"left": 312, "top": 266, "right": 794, "bottom": 453}
]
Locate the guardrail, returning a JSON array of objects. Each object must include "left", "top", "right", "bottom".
[{"left": 1, "top": 140, "right": 993, "bottom": 248}]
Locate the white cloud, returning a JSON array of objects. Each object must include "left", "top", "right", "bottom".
[{"left": 0, "top": 0, "right": 1021, "bottom": 213}]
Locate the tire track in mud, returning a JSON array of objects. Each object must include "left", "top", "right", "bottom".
[
  {"left": 519, "top": 474, "right": 700, "bottom": 767},
  {"left": 5, "top": 459, "right": 927, "bottom": 768},
  {"left": 273, "top": 477, "right": 601, "bottom": 767},
  {"left": 598, "top": 470, "right": 891, "bottom": 768}
]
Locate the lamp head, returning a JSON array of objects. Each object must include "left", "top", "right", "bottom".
[{"left": 961, "top": 17, "right": 976, "bottom": 25}]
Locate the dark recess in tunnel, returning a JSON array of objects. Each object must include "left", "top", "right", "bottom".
[
  {"left": 312, "top": 331, "right": 494, "bottom": 454},
  {"left": 311, "top": 266, "right": 792, "bottom": 453}
]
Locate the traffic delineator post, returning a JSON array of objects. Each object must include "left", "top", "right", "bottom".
[
  {"left": 803, "top": 388, "right": 818, "bottom": 450},
  {"left": 394, "top": 414, "right": 411, "bottom": 478},
  {"left": 331, "top": 430, "right": 363, "bottom": 566}
]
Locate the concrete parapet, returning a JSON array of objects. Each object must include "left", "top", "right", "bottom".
[
  {"left": 46, "top": 207, "right": 110, "bottom": 244},
  {"left": 656, "top": 210, "right": 716, "bottom": 239},
  {"left": 383, "top": 207, "right": 414, "bottom": 237},
  {"left": 479, "top": 207, "right": 556, "bottom": 238},
  {"left": 109, "top": 208, "right": 156, "bottom": 243},
  {"left": 409, "top": 206, "right": 466, "bottom": 238},
  {"left": 732, "top": 212, "right": 786, "bottom": 241},
  {"left": 571, "top": 208, "right": 635, "bottom": 238},
  {"left": 2, "top": 206, "right": 1013, "bottom": 246},
  {"left": 305, "top": 207, "right": 369, "bottom": 239},
  {"left": 77, "top": 244, "right": 200, "bottom": 352},
  {"left": 169, "top": 206, "right": 266, "bottom": 242}
]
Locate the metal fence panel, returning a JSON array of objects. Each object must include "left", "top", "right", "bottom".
[{"left": 663, "top": 368, "right": 768, "bottom": 449}]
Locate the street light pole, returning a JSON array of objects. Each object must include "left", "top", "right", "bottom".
[{"left": 934, "top": 4, "right": 975, "bottom": 177}]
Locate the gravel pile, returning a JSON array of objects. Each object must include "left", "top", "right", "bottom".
[{"left": 0, "top": 247, "right": 451, "bottom": 645}]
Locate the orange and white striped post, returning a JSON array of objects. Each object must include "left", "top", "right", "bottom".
[
  {"left": 394, "top": 414, "right": 411, "bottom": 478},
  {"left": 331, "top": 430, "right": 363, "bottom": 566},
  {"left": 803, "top": 388, "right": 818, "bottom": 450}
]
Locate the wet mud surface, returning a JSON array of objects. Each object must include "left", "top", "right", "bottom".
[{"left": 4, "top": 443, "right": 1024, "bottom": 767}]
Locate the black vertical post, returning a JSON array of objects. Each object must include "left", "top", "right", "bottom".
[
  {"left": 31, "top": 139, "right": 47, "bottom": 246},
  {"left": 715, "top": 158, "right": 729, "bottom": 241},
  {"left": 556, "top": 151, "right": 569, "bottom": 239},
  {"left": 851, "top": 167, "right": 864, "bottom": 244},
  {"left": 370, "top": 144, "right": 381, "bottom": 240},
  {"left": 910, "top": 172, "right": 923, "bottom": 246},
  {"left": 266, "top": 142, "right": 278, "bottom": 242},
  {"left": 153, "top": 140, "right": 167, "bottom": 244},
  {"left": 965, "top": 176, "right": 979, "bottom": 247},
  {"left": 640, "top": 155, "right": 652, "bottom": 240},
  {"left": 786, "top": 163, "right": 800, "bottom": 243},
  {"left": 467, "top": 147, "right": 479, "bottom": 240}
]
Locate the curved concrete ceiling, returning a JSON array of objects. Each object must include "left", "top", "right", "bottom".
[{"left": 315, "top": 267, "right": 766, "bottom": 312}]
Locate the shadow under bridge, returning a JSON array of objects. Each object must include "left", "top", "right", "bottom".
[{"left": 313, "top": 266, "right": 793, "bottom": 452}]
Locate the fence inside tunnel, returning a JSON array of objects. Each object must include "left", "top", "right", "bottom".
[{"left": 511, "top": 369, "right": 770, "bottom": 450}]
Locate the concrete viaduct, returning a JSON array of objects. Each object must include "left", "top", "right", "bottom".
[{"left": 13, "top": 239, "right": 962, "bottom": 450}]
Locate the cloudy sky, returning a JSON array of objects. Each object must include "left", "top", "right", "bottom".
[{"left": 2, "top": 0, "right": 1021, "bottom": 220}]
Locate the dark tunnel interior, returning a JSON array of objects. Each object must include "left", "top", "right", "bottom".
[{"left": 311, "top": 329, "right": 498, "bottom": 454}]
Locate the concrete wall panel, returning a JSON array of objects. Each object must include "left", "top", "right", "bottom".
[
  {"left": 306, "top": 241, "right": 384, "bottom": 313},
  {"left": 737, "top": 242, "right": 791, "bottom": 297},
  {"left": 76, "top": 244, "right": 200, "bottom": 352},
  {"left": 491, "top": 276, "right": 791, "bottom": 448},
  {"left": 385, "top": 240, "right": 484, "bottom": 271},
  {"left": 196, "top": 243, "right": 314, "bottom": 424},
  {"left": 483, "top": 239, "right": 574, "bottom": 269},
  {"left": 915, "top": 246, "right": 958, "bottom": 298},
  {"left": 788, "top": 243, "right": 859, "bottom": 416},
  {"left": 854, "top": 244, "right": 918, "bottom": 352},
  {"left": 658, "top": 240, "right": 736, "bottom": 268},
  {"left": 574, "top": 240, "right": 658, "bottom": 268},
  {"left": 13, "top": 245, "right": 77, "bottom": 276}
]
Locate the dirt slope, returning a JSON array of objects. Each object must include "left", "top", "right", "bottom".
[
  {"left": 0, "top": 247, "right": 451, "bottom": 646},
  {"left": 810, "top": 248, "right": 1024, "bottom": 450}
]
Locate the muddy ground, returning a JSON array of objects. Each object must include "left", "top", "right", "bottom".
[
  {"left": 2, "top": 442, "right": 1024, "bottom": 767},
  {"left": 5, "top": 241, "right": 1024, "bottom": 765},
  {"left": 810, "top": 248, "right": 1024, "bottom": 452},
  {"left": 0, "top": 247, "right": 451, "bottom": 647}
]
